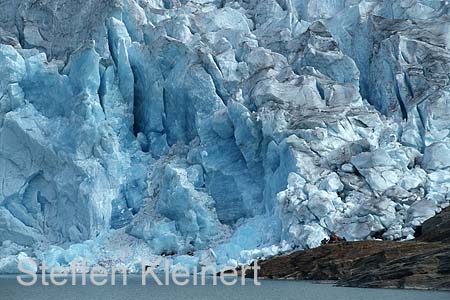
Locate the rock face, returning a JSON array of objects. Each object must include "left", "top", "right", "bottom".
[
  {"left": 420, "top": 206, "right": 450, "bottom": 243},
  {"left": 0, "top": 0, "right": 450, "bottom": 270},
  {"left": 256, "top": 207, "right": 450, "bottom": 290}
]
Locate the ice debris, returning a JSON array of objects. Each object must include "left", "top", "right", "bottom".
[{"left": 0, "top": 0, "right": 450, "bottom": 269}]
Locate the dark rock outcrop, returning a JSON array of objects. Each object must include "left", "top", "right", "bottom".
[
  {"left": 420, "top": 207, "right": 450, "bottom": 243},
  {"left": 254, "top": 207, "right": 450, "bottom": 290}
]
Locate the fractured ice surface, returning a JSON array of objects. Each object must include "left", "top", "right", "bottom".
[{"left": 1, "top": 0, "right": 450, "bottom": 270}]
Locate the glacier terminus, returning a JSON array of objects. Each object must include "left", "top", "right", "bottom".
[{"left": 1, "top": 0, "right": 450, "bottom": 273}]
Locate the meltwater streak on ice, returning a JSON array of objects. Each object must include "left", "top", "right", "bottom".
[{"left": 1, "top": 276, "right": 450, "bottom": 300}]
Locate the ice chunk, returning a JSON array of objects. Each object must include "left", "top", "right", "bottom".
[
  {"left": 0, "top": 252, "right": 37, "bottom": 274},
  {"left": 0, "top": 0, "right": 449, "bottom": 270}
]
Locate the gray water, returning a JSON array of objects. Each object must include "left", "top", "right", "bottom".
[{"left": 1, "top": 275, "right": 449, "bottom": 300}]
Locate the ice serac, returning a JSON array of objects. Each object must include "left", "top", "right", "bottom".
[{"left": 1, "top": 0, "right": 450, "bottom": 269}]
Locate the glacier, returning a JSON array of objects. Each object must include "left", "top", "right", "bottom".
[{"left": 1, "top": 0, "right": 450, "bottom": 272}]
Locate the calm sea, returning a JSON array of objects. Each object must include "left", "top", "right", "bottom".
[{"left": 1, "top": 275, "right": 449, "bottom": 300}]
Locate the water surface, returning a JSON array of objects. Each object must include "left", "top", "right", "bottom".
[{"left": 1, "top": 275, "right": 449, "bottom": 300}]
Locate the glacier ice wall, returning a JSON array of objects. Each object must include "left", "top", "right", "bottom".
[{"left": 1, "top": 0, "right": 450, "bottom": 269}]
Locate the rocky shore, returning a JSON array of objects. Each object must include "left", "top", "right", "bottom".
[{"left": 250, "top": 207, "right": 450, "bottom": 290}]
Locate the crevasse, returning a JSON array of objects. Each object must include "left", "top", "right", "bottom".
[{"left": 0, "top": 0, "right": 449, "bottom": 272}]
